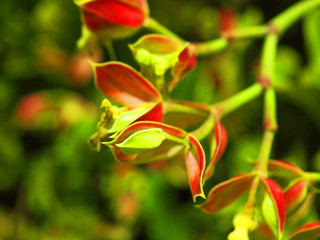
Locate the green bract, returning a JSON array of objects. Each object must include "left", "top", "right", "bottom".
[{"left": 115, "top": 128, "right": 166, "bottom": 154}]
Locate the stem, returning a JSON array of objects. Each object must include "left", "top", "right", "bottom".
[
  {"left": 103, "top": 40, "right": 117, "bottom": 60},
  {"left": 256, "top": 130, "right": 275, "bottom": 174},
  {"left": 260, "top": 34, "right": 278, "bottom": 81},
  {"left": 270, "top": 0, "right": 320, "bottom": 35},
  {"left": 193, "top": 38, "right": 228, "bottom": 57},
  {"left": 194, "top": 25, "right": 268, "bottom": 56},
  {"left": 213, "top": 83, "right": 263, "bottom": 117},
  {"left": 143, "top": 17, "right": 184, "bottom": 42},
  {"left": 190, "top": 111, "right": 215, "bottom": 141}
]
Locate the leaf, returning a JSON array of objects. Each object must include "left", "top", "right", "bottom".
[
  {"left": 93, "top": 62, "right": 161, "bottom": 106},
  {"left": 162, "top": 101, "right": 209, "bottom": 129},
  {"left": 288, "top": 221, "right": 320, "bottom": 240},
  {"left": 185, "top": 135, "right": 206, "bottom": 202},
  {"left": 205, "top": 117, "right": 228, "bottom": 181},
  {"left": 108, "top": 108, "right": 149, "bottom": 133},
  {"left": 77, "top": 0, "right": 148, "bottom": 39},
  {"left": 130, "top": 34, "right": 183, "bottom": 76},
  {"left": 109, "top": 102, "right": 163, "bottom": 134},
  {"left": 170, "top": 44, "right": 197, "bottom": 91},
  {"left": 116, "top": 128, "right": 166, "bottom": 154},
  {"left": 262, "top": 194, "right": 279, "bottom": 238},
  {"left": 284, "top": 179, "right": 308, "bottom": 212},
  {"left": 268, "top": 160, "right": 304, "bottom": 178},
  {"left": 199, "top": 173, "right": 255, "bottom": 212},
  {"left": 107, "top": 121, "right": 187, "bottom": 164},
  {"left": 261, "top": 177, "right": 286, "bottom": 240}
]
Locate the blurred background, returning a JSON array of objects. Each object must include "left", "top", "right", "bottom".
[{"left": 0, "top": 0, "right": 320, "bottom": 239}]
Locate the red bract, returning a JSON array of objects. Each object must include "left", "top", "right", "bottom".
[
  {"left": 93, "top": 62, "right": 162, "bottom": 106},
  {"left": 261, "top": 177, "right": 286, "bottom": 239},
  {"left": 186, "top": 135, "right": 206, "bottom": 201},
  {"left": 288, "top": 221, "right": 320, "bottom": 240},
  {"left": 77, "top": 0, "right": 149, "bottom": 39},
  {"left": 199, "top": 173, "right": 255, "bottom": 212},
  {"left": 130, "top": 34, "right": 196, "bottom": 91},
  {"left": 268, "top": 160, "right": 304, "bottom": 178},
  {"left": 204, "top": 115, "right": 228, "bottom": 181},
  {"left": 284, "top": 179, "right": 308, "bottom": 212},
  {"left": 105, "top": 121, "right": 206, "bottom": 201}
]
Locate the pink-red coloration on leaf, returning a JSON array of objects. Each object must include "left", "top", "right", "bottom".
[
  {"left": 199, "top": 173, "right": 255, "bottom": 212},
  {"left": 268, "top": 160, "right": 303, "bottom": 178},
  {"left": 284, "top": 180, "right": 308, "bottom": 212},
  {"left": 170, "top": 45, "right": 197, "bottom": 90},
  {"left": 186, "top": 135, "right": 206, "bottom": 202},
  {"left": 79, "top": 0, "right": 148, "bottom": 39},
  {"left": 108, "top": 121, "right": 187, "bottom": 163},
  {"left": 262, "top": 177, "right": 286, "bottom": 237},
  {"left": 204, "top": 116, "right": 227, "bottom": 181},
  {"left": 288, "top": 222, "right": 320, "bottom": 240},
  {"left": 213, "top": 121, "right": 227, "bottom": 164},
  {"left": 93, "top": 62, "right": 161, "bottom": 106},
  {"left": 136, "top": 102, "right": 163, "bottom": 123}
]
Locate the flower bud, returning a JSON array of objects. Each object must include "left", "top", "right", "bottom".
[{"left": 76, "top": 0, "right": 149, "bottom": 39}]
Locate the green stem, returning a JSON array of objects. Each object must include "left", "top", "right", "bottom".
[
  {"left": 270, "top": 0, "right": 320, "bottom": 35},
  {"left": 103, "top": 40, "right": 117, "bottom": 60},
  {"left": 256, "top": 130, "right": 275, "bottom": 174},
  {"left": 194, "top": 25, "right": 268, "bottom": 56},
  {"left": 193, "top": 38, "right": 228, "bottom": 57},
  {"left": 213, "top": 83, "right": 263, "bottom": 117},
  {"left": 260, "top": 34, "right": 278, "bottom": 81},
  {"left": 190, "top": 111, "right": 215, "bottom": 141},
  {"left": 143, "top": 17, "right": 184, "bottom": 42}
]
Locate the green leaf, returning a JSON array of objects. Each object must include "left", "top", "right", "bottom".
[
  {"left": 116, "top": 128, "right": 166, "bottom": 154},
  {"left": 262, "top": 194, "right": 278, "bottom": 237},
  {"left": 108, "top": 108, "right": 149, "bottom": 133}
]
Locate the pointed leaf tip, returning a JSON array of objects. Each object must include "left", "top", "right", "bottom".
[{"left": 200, "top": 173, "right": 255, "bottom": 212}]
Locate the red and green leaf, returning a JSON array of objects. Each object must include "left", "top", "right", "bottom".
[
  {"left": 268, "top": 160, "right": 304, "bottom": 178},
  {"left": 106, "top": 121, "right": 187, "bottom": 164},
  {"left": 162, "top": 101, "right": 209, "bottom": 129},
  {"left": 93, "top": 62, "right": 162, "bottom": 106},
  {"left": 199, "top": 173, "right": 255, "bottom": 212},
  {"left": 261, "top": 177, "right": 286, "bottom": 239},
  {"left": 78, "top": 0, "right": 148, "bottom": 38},
  {"left": 170, "top": 44, "right": 197, "bottom": 91},
  {"left": 284, "top": 179, "right": 308, "bottom": 212},
  {"left": 288, "top": 221, "right": 320, "bottom": 240},
  {"left": 185, "top": 135, "right": 206, "bottom": 202},
  {"left": 204, "top": 116, "right": 228, "bottom": 181}
]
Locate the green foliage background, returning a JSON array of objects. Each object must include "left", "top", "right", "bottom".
[{"left": 0, "top": 0, "right": 320, "bottom": 239}]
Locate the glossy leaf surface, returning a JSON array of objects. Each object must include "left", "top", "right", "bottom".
[
  {"left": 284, "top": 179, "right": 308, "bottom": 212},
  {"left": 185, "top": 135, "right": 206, "bottom": 202},
  {"left": 116, "top": 128, "right": 166, "bottom": 154},
  {"left": 78, "top": 0, "right": 148, "bottom": 38},
  {"left": 107, "top": 121, "right": 187, "bottom": 164},
  {"left": 93, "top": 62, "right": 161, "bottom": 106},
  {"left": 261, "top": 177, "right": 286, "bottom": 239}
]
